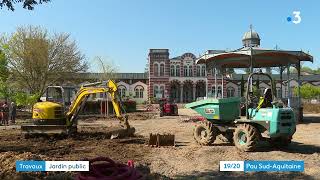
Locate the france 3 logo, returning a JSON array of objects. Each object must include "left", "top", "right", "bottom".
[{"left": 287, "top": 11, "right": 301, "bottom": 24}]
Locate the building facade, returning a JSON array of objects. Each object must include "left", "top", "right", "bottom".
[
  {"left": 148, "top": 50, "right": 226, "bottom": 103},
  {"left": 56, "top": 28, "right": 319, "bottom": 104}
]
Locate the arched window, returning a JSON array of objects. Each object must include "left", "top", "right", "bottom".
[
  {"left": 184, "top": 66, "right": 188, "bottom": 77},
  {"left": 118, "top": 85, "right": 127, "bottom": 98},
  {"left": 212, "top": 86, "right": 222, "bottom": 98},
  {"left": 188, "top": 66, "right": 193, "bottom": 77},
  {"left": 176, "top": 65, "right": 180, "bottom": 77},
  {"left": 290, "top": 87, "right": 296, "bottom": 97},
  {"left": 160, "top": 63, "right": 165, "bottom": 76},
  {"left": 153, "top": 86, "right": 159, "bottom": 98},
  {"left": 217, "top": 86, "right": 222, "bottom": 98},
  {"left": 201, "top": 66, "right": 206, "bottom": 76},
  {"left": 227, "top": 87, "right": 235, "bottom": 97},
  {"left": 196, "top": 66, "right": 201, "bottom": 77},
  {"left": 211, "top": 86, "right": 216, "bottom": 97},
  {"left": 154, "top": 63, "right": 159, "bottom": 76},
  {"left": 160, "top": 86, "right": 165, "bottom": 98},
  {"left": 134, "top": 86, "right": 144, "bottom": 98},
  {"left": 276, "top": 88, "right": 281, "bottom": 98},
  {"left": 170, "top": 65, "right": 175, "bottom": 76}
]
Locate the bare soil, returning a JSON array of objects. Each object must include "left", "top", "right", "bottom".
[{"left": 0, "top": 110, "right": 319, "bottom": 179}]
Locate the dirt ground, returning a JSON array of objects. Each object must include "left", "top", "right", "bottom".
[{"left": 0, "top": 109, "right": 320, "bottom": 179}]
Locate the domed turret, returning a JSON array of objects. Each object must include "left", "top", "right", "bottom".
[{"left": 242, "top": 25, "right": 261, "bottom": 47}]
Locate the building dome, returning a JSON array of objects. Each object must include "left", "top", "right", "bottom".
[{"left": 242, "top": 26, "right": 261, "bottom": 47}]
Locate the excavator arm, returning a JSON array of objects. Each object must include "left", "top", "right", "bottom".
[{"left": 66, "top": 80, "right": 130, "bottom": 129}]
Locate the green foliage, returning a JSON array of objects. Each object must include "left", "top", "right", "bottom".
[
  {"left": 290, "top": 66, "right": 320, "bottom": 74},
  {"left": 0, "top": 80, "right": 10, "bottom": 100},
  {"left": 122, "top": 100, "right": 137, "bottom": 112},
  {"left": 1, "top": 25, "right": 87, "bottom": 95},
  {"left": 294, "top": 84, "right": 320, "bottom": 99},
  {"left": 0, "top": 50, "right": 12, "bottom": 100},
  {"left": 0, "top": 50, "right": 9, "bottom": 81},
  {"left": 301, "top": 66, "right": 313, "bottom": 73},
  {"left": 13, "top": 92, "right": 39, "bottom": 107},
  {"left": 0, "top": 0, "right": 50, "bottom": 11}
]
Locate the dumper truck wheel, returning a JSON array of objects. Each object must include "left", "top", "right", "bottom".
[
  {"left": 193, "top": 121, "right": 218, "bottom": 145},
  {"left": 233, "top": 123, "right": 259, "bottom": 152}
]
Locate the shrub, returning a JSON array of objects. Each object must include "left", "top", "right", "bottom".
[
  {"left": 123, "top": 100, "right": 136, "bottom": 112},
  {"left": 294, "top": 84, "right": 320, "bottom": 100}
]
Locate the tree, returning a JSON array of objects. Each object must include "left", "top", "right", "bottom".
[
  {"left": 94, "top": 56, "right": 118, "bottom": 81},
  {"left": 0, "top": 50, "right": 9, "bottom": 81},
  {"left": 1, "top": 25, "right": 88, "bottom": 95},
  {"left": 0, "top": 0, "right": 50, "bottom": 11},
  {"left": 294, "top": 84, "right": 320, "bottom": 100},
  {"left": 0, "top": 50, "right": 12, "bottom": 101},
  {"left": 301, "top": 66, "right": 314, "bottom": 74}
]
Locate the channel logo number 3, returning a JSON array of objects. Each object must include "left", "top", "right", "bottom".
[{"left": 292, "top": 11, "right": 301, "bottom": 24}]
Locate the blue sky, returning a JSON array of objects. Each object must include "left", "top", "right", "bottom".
[{"left": 1, "top": 0, "right": 319, "bottom": 72}]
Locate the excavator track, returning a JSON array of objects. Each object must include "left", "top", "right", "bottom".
[{"left": 21, "top": 125, "right": 69, "bottom": 135}]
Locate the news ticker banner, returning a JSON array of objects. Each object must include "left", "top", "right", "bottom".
[
  {"left": 220, "top": 161, "right": 304, "bottom": 172},
  {"left": 16, "top": 161, "right": 89, "bottom": 172},
  {"left": 16, "top": 160, "right": 304, "bottom": 172}
]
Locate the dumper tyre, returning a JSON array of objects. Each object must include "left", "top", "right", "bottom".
[
  {"left": 193, "top": 121, "right": 218, "bottom": 146},
  {"left": 233, "top": 123, "right": 259, "bottom": 152}
]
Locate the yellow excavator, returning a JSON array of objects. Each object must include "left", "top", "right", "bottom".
[{"left": 21, "top": 80, "right": 134, "bottom": 137}]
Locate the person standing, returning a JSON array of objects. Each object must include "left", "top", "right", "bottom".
[
  {"left": 10, "top": 102, "right": 16, "bottom": 124},
  {"left": 2, "top": 102, "right": 9, "bottom": 125}
]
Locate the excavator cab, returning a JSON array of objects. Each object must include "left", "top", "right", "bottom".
[{"left": 40, "top": 86, "right": 65, "bottom": 104}]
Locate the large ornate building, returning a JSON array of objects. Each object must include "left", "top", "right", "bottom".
[
  {"left": 148, "top": 50, "right": 227, "bottom": 103},
  {"left": 58, "top": 28, "right": 318, "bottom": 104}
]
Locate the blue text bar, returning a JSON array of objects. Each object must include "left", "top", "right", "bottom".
[
  {"left": 244, "top": 161, "right": 304, "bottom": 172},
  {"left": 16, "top": 161, "right": 46, "bottom": 172}
]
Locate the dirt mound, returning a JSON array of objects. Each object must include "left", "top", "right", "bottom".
[
  {"left": 128, "top": 112, "right": 156, "bottom": 120},
  {"left": 0, "top": 151, "right": 55, "bottom": 179}
]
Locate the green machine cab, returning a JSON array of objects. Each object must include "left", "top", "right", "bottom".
[{"left": 186, "top": 72, "right": 296, "bottom": 151}]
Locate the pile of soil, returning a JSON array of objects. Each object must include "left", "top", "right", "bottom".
[
  {"left": 128, "top": 112, "right": 157, "bottom": 121},
  {"left": 0, "top": 152, "right": 49, "bottom": 174},
  {"left": 0, "top": 128, "right": 151, "bottom": 179}
]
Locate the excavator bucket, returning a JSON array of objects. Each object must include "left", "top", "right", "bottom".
[
  {"left": 109, "top": 127, "right": 136, "bottom": 139},
  {"left": 148, "top": 133, "right": 175, "bottom": 147}
]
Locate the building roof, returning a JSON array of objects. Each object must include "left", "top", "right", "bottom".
[
  {"left": 230, "top": 74, "right": 320, "bottom": 82},
  {"left": 65, "top": 72, "right": 148, "bottom": 80},
  {"left": 242, "top": 29, "right": 260, "bottom": 40},
  {"left": 197, "top": 47, "right": 313, "bottom": 67}
]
